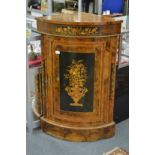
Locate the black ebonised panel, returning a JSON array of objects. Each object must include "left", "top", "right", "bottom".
[{"left": 59, "top": 51, "right": 95, "bottom": 112}]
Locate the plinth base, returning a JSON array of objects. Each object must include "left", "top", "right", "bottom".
[{"left": 40, "top": 117, "right": 115, "bottom": 142}]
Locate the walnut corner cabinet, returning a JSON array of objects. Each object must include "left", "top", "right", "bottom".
[{"left": 34, "top": 13, "right": 122, "bottom": 142}]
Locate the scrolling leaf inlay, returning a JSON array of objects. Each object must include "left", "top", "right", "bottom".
[{"left": 56, "top": 26, "right": 99, "bottom": 36}]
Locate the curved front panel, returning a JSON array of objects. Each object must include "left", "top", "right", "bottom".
[{"left": 50, "top": 38, "right": 105, "bottom": 125}]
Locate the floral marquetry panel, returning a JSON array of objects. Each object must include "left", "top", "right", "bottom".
[{"left": 59, "top": 52, "right": 95, "bottom": 112}]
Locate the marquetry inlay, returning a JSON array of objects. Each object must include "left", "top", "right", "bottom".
[
  {"left": 64, "top": 59, "right": 88, "bottom": 107},
  {"left": 55, "top": 26, "right": 99, "bottom": 36}
]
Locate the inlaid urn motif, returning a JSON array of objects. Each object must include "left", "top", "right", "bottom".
[{"left": 64, "top": 59, "right": 88, "bottom": 106}]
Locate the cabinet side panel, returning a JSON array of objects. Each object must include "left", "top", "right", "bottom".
[{"left": 109, "top": 36, "right": 120, "bottom": 122}]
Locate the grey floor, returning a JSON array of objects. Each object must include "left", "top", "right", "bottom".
[{"left": 26, "top": 119, "right": 129, "bottom": 155}]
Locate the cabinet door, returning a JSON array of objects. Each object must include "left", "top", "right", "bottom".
[{"left": 46, "top": 37, "right": 110, "bottom": 126}]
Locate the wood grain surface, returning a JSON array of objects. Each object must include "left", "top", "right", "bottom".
[{"left": 34, "top": 13, "right": 122, "bottom": 141}]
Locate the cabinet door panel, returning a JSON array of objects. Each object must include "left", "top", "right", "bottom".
[{"left": 48, "top": 38, "right": 106, "bottom": 124}]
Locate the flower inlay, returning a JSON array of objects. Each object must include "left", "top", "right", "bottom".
[{"left": 64, "top": 59, "right": 88, "bottom": 107}]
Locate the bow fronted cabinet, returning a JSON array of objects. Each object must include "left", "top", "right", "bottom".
[{"left": 34, "top": 13, "right": 122, "bottom": 141}]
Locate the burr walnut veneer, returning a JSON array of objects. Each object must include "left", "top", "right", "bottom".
[{"left": 35, "top": 13, "right": 122, "bottom": 141}]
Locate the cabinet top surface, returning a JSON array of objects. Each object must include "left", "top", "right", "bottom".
[{"left": 36, "top": 12, "right": 122, "bottom": 26}]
